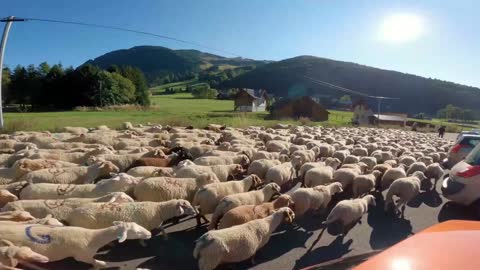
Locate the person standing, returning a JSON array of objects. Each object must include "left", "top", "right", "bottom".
[{"left": 438, "top": 126, "right": 446, "bottom": 138}]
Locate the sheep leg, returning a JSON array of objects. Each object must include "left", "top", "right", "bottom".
[
  {"left": 401, "top": 204, "right": 406, "bottom": 219},
  {"left": 74, "top": 254, "right": 106, "bottom": 269},
  {"left": 159, "top": 223, "right": 168, "bottom": 239}
]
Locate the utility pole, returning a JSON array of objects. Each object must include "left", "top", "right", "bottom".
[{"left": 0, "top": 16, "right": 26, "bottom": 129}]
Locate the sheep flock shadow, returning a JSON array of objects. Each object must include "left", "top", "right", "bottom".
[{"left": 293, "top": 236, "right": 353, "bottom": 270}]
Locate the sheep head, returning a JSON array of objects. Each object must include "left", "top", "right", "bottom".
[
  {"left": 277, "top": 207, "right": 295, "bottom": 224},
  {"left": 264, "top": 183, "right": 281, "bottom": 198},
  {"left": 108, "top": 173, "right": 140, "bottom": 185},
  {"left": 279, "top": 154, "right": 290, "bottom": 163},
  {"left": 273, "top": 194, "right": 294, "bottom": 209},
  {"left": 152, "top": 168, "right": 174, "bottom": 177},
  {"left": 106, "top": 192, "right": 135, "bottom": 203},
  {"left": 372, "top": 170, "right": 383, "bottom": 179},
  {"left": 0, "top": 211, "right": 35, "bottom": 221},
  {"left": 0, "top": 241, "right": 49, "bottom": 265},
  {"left": 232, "top": 164, "right": 245, "bottom": 176},
  {"left": 325, "top": 157, "right": 341, "bottom": 170},
  {"left": 412, "top": 171, "right": 427, "bottom": 182},
  {"left": 96, "top": 161, "right": 120, "bottom": 177},
  {"left": 247, "top": 174, "right": 263, "bottom": 190},
  {"left": 36, "top": 215, "right": 64, "bottom": 226},
  {"left": 197, "top": 173, "right": 219, "bottom": 185},
  {"left": 363, "top": 194, "right": 376, "bottom": 207},
  {"left": 0, "top": 190, "right": 18, "bottom": 204},
  {"left": 326, "top": 182, "right": 343, "bottom": 194},
  {"left": 175, "top": 200, "right": 196, "bottom": 217},
  {"left": 113, "top": 221, "right": 151, "bottom": 243}
]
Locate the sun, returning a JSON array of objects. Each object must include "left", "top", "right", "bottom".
[{"left": 379, "top": 14, "right": 424, "bottom": 43}]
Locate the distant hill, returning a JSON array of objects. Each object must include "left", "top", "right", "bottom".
[
  {"left": 83, "top": 46, "right": 269, "bottom": 85},
  {"left": 220, "top": 56, "right": 480, "bottom": 115}
]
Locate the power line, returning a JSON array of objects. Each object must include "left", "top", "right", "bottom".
[
  {"left": 304, "top": 75, "right": 399, "bottom": 100},
  {"left": 1, "top": 16, "right": 242, "bottom": 57}
]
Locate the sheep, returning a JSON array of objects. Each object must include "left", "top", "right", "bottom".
[
  {"left": 247, "top": 159, "right": 281, "bottom": 179},
  {"left": 265, "top": 162, "right": 295, "bottom": 186},
  {"left": 19, "top": 173, "right": 141, "bottom": 200},
  {"left": 352, "top": 170, "right": 382, "bottom": 198},
  {"left": 0, "top": 215, "right": 64, "bottom": 226},
  {"left": 28, "top": 147, "right": 114, "bottom": 165},
  {"left": 127, "top": 166, "right": 175, "bottom": 177},
  {"left": 417, "top": 156, "right": 433, "bottom": 166},
  {"left": 398, "top": 155, "right": 416, "bottom": 167},
  {"left": 0, "top": 190, "right": 17, "bottom": 208},
  {"left": 194, "top": 207, "right": 295, "bottom": 270},
  {"left": 0, "top": 211, "right": 35, "bottom": 222},
  {"left": 290, "top": 182, "right": 343, "bottom": 216},
  {"left": 89, "top": 149, "right": 165, "bottom": 171},
  {"left": 218, "top": 194, "right": 294, "bottom": 229},
  {"left": 265, "top": 140, "right": 290, "bottom": 152},
  {"left": 380, "top": 164, "right": 407, "bottom": 190},
  {"left": 0, "top": 221, "right": 151, "bottom": 268},
  {"left": 372, "top": 163, "right": 392, "bottom": 175},
  {"left": 3, "top": 192, "right": 133, "bottom": 220},
  {"left": 352, "top": 147, "right": 368, "bottom": 157},
  {"left": 63, "top": 126, "right": 89, "bottom": 134},
  {"left": 384, "top": 171, "right": 427, "bottom": 217},
  {"left": 332, "top": 150, "right": 349, "bottom": 163},
  {"left": 424, "top": 163, "right": 445, "bottom": 189},
  {"left": 193, "top": 154, "right": 249, "bottom": 166},
  {"left": 176, "top": 164, "right": 244, "bottom": 182},
  {"left": 325, "top": 194, "right": 376, "bottom": 235},
  {"left": 343, "top": 155, "right": 360, "bottom": 165},
  {"left": 123, "top": 122, "right": 134, "bottom": 129},
  {"left": 0, "top": 240, "right": 49, "bottom": 269},
  {"left": 192, "top": 175, "right": 263, "bottom": 226},
  {"left": 134, "top": 173, "right": 219, "bottom": 203},
  {"left": 208, "top": 183, "right": 281, "bottom": 230},
  {"left": 384, "top": 160, "right": 398, "bottom": 167},
  {"left": 126, "top": 153, "right": 188, "bottom": 169},
  {"left": 406, "top": 162, "right": 427, "bottom": 176},
  {"left": 66, "top": 200, "right": 196, "bottom": 236},
  {"left": 332, "top": 166, "right": 363, "bottom": 189},
  {"left": 359, "top": 157, "right": 377, "bottom": 170},
  {"left": 304, "top": 166, "right": 335, "bottom": 187},
  {"left": 19, "top": 159, "right": 119, "bottom": 185}
]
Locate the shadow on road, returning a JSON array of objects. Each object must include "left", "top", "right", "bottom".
[
  {"left": 368, "top": 191, "right": 413, "bottom": 250},
  {"left": 438, "top": 202, "right": 478, "bottom": 222},
  {"left": 408, "top": 189, "right": 443, "bottom": 209},
  {"left": 293, "top": 236, "right": 353, "bottom": 270}
]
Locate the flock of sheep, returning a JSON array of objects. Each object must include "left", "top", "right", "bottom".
[{"left": 0, "top": 122, "right": 453, "bottom": 270}]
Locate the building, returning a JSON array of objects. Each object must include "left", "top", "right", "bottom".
[
  {"left": 270, "top": 96, "right": 330, "bottom": 121},
  {"left": 352, "top": 100, "right": 374, "bottom": 125},
  {"left": 370, "top": 113, "right": 407, "bottom": 126},
  {"left": 233, "top": 89, "right": 269, "bottom": 112}
]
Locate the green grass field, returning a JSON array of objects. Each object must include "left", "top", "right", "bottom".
[
  {"left": 149, "top": 80, "right": 198, "bottom": 94},
  {"left": 2, "top": 93, "right": 353, "bottom": 132}
]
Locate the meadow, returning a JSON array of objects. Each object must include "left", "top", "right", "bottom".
[
  {"left": 2, "top": 93, "right": 353, "bottom": 132},
  {"left": 2, "top": 92, "right": 471, "bottom": 133}
]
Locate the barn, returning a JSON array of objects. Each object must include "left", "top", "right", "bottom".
[
  {"left": 270, "top": 96, "right": 329, "bottom": 121},
  {"left": 369, "top": 113, "right": 407, "bottom": 126},
  {"left": 233, "top": 89, "right": 269, "bottom": 112}
]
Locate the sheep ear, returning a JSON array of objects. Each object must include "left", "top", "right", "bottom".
[
  {"left": 177, "top": 204, "right": 185, "bottom": 216},
  {"left": 98, "top": 162, "right": 106, "bottom": 168},
  {"left": 0, "top": 239, "right": 14, "bottom": 247},
  {"left": 117, "top": 229, "right": 128, "bottom": 243}
]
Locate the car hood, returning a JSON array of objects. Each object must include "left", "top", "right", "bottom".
[{"left": 353, "top": 220, "right": 480, "bottom": 270}]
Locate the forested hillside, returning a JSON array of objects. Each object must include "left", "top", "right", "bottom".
[
  {"left": 84, "top": 46, "right": 268, "bottom": 85},
  {"left": 220, "top": 56, "right": 480, "bottom": 115}
]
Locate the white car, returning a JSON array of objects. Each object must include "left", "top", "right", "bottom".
[{"left": 442, "top": 142, "right": 480, "bottom": 210}]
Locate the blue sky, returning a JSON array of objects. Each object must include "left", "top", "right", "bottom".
[{"left": 2, "top": 0, "right": 479, "bottom": 87}]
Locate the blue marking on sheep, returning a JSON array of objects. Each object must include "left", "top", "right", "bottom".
[{"left": 25, "top": 225, "right": 52, "bottom": 244}]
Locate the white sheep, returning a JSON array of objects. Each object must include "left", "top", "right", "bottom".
[
  {"left": 385, "top": 171, "right": 427, "bottom": 217},
  {"left": 0, "top": 240, "right": 49, "bottom": 269},
  {"left": 66, "top": 200, "right": 196, "bottom": 236},
  {"left": 325, "top": 194, "right": 376, "bottom": 235},
  {"left": 398, "top": 155, "right": 416, "bottom": 167},
  {"left": 175, "top": 164, "right": 244, "bottom": 182},
  {"left": 247, "top": 159, "right": 281, "bottom": 179},
  {"left": 194, "top": 207, "right": 295, "bottom": 270},
  {"left": 133, "top": 173, "right": 219, "bottom": 203},
  {"left": 19, "top": 173, "right": 141, "bottom": 200},
  {"left": 406, "top": 161, "right": 427, "bottom": 176},
  {"left": 193, "top": 154, "right": 249, "bottom": 166},
  {"left": 0, "top": 190, "right": 18, "bottom": 208},
  {"left": 3, "top": 192, "right": 133, "bottom": 220},
  {"left": 380, "top": 164, "right": 407, "bottom": 190},
  {"left": 19, "top": 159, "right": 119, "bottom": 184},
  {"left": 265, "top": 162, "right": 295, "bottom": 186},
  {"left": 290, "top": 182, "right": 343, "bottom": 216},
  {"left": 0, "top": 221, "right": 151, "bottom": 268},
  {"left": 359, "top": 157, "right": 377, "bottom": 170},
  {"left": 352, "top": 170, "right": 382, "bottom": 198},
  {"left": 208, "top": 183, "right": 281, "bottom": 230},
  {"left": 192, "top": 175, "right": 262, "bottom": 226},
  {"left": 424, "top": 163, "right": 444, "bottom": 189},
  {"left": 343, "top": 155, "right": 360, "bottom": 165},
  {"left": 304, "top": 166, "right": 335, "bottom": 187},
  {"left": 127, "top": 166, "right": 175, "bottom": 177}
]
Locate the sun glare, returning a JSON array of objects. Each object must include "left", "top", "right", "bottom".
[{"left": 379, "top": 14, "right": 424, "bottom": 43}]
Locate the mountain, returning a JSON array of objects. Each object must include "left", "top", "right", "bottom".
[
  {"left": 220, "top": 56, "right": 480, "bottom": 115},
  {"left": 83, "top": 46, "right": 269, "bottom": 85}
]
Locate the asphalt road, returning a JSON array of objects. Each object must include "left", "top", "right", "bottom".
[
  {"left": 40, "top": 171, "right": 479, "bottom": 270},
  {"left": 30, "top": 132, "right": 475, "bottom": 270}
]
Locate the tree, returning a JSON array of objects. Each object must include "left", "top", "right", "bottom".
[
  {"left": 413, "top": 112, "right": 426, "bottom": 119},
  {"left": 92, "top": 71, "right": 136, "bottom": 106},
  {"left": 1, "top": 68, "right": 10, "bottom": 101},
  {"left": 116, "top": 66, "right": 150, "bottom": 106},
  {"left": 37, "top": 62, "right": 51, "bottom": 77},
  {"left": 339, "top": 95, "right": 352, "bottom": 104},
  {"left": 191, "top": 84, "right": 218, "bottom": 99}
]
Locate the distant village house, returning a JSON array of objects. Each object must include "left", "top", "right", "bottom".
[
  {"left": 370, "top": 113, "right": 407, "bottom": 126},
  {"left": 352, "top": 100, "right": 374, "bottom": 125},
  {"left": 233, "top": 89, "right": 269, "bottom": 112},
  {"left": 270, "top": 96, "right": 329, "bottom": 121}
]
